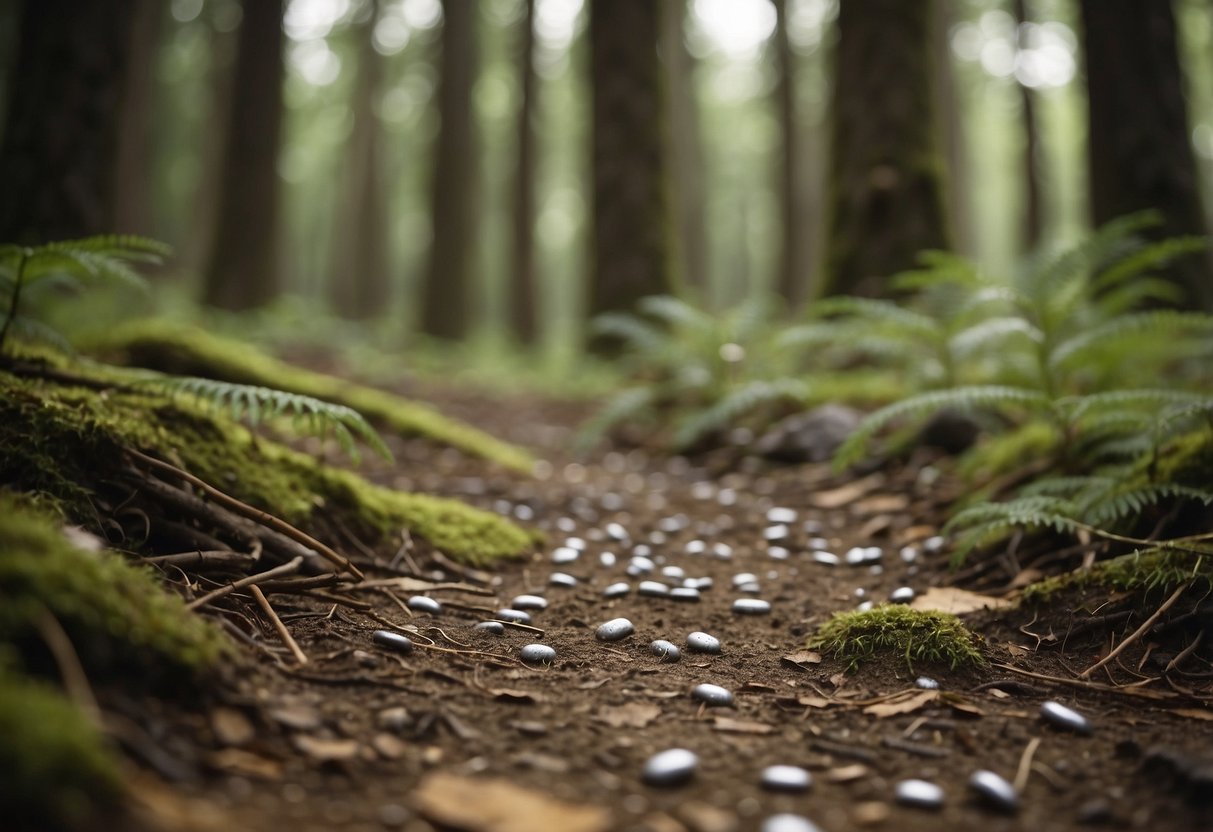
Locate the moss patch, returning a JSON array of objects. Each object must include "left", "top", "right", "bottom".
[
  {"left": 1022, "top": 547, "right": 1212, "bottom": 603},
  {"left": 82, "top": 320, "right": 536, "bottom": 474},
  {"left": 809, "top": 605, "right": 985, "bottom": 671}
]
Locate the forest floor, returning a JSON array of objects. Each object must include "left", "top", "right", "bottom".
[{"left": 118, "top": 378, "right": 1213, "bottom": 832}]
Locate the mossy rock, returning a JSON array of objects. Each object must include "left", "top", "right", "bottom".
[
  {"left": 809, "top": 604, "right": 985, "bottom": 671},
  {"left": 82, "top": 320, "right": 536, "bottom": 474}
]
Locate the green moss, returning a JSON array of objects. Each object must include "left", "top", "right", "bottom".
[
  {"left": 809, "top": 604, "right": 985, "bottom": 671},
  {"left": 0, "top": 668, "right": 123, "bottom": 831},
  {"left": 1022, "top": 547, "right": 1211, "bottom": 603},
  {"left": 82, "top": 320, "right": 536, "bottom": 474}
]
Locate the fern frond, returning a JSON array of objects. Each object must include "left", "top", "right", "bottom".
[
  {"left": 1092, "top": 235, "right": 1209, "bottom": 292},
  {"left": 1094, "top": 277, "right": 1187, "bottom": 317},
  {"left": 638, "top": 294, "right": 714, "bottom": 331},
  {"left": 949, "top": 316, "right": 1043, "bottom": 358},
  {"left": 1064, "top": 388, "right": 1211, "bottom": 424},
  {"left": 1082, "top": 482, "right": 1213, "bottom": 527},
  {"left": 1018, "top": 475, "right": 1108, "bottom": 499},
  {"left": 809, "top": 296, "right": 941, "bottom": 341},
  {"left": 590, "top": 313, "right": 666, "bottom": 355},
  {"left": 574, "top": 387, "right": 657, "bottom": 453},
  {"left": 944, "top": 495, "right": 1084, "bottom": 562},
  {"left": 1050, "top": 310, "right": 1213, "bottom": 372},
  {"left": 2, "top": 315, "right": 75, "bottom": 354},
  {"left": 674, "top": 378, "right": 810, "bottom": 449},
  {"left": 889, "top": 250, "right": 982, "bottom": 291}
]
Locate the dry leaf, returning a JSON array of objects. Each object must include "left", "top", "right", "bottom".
[
  {"left": 490, "top": 688, "right": 541, "bottom": 704},
  {"left": 797, "top": 695, "right": 834, "bottom": 709},
  {"left": 823, "top": 763, "right": 869, "bottom": 783},
  {"left": 1172, "top": 708, "right": 1213, "bottom": 721},
  {"left": 712, "top": 717, "right": 775, "bottom": 734},
  {"left": 413, "top": 772, "right": 612, "bottom": 832},
  {"left": 594, "top": 703, "right": 662, "bottom": 729},
  {"left": 809, "top": 474, "right": 885, "bottom": 508},
  {"left": 780, "top": 650, "right": 822, "bottom": 670},
  {"left": 292, "top": 735, "right": 360, "bottom": 762},
  {"left": 206, "top": 748, "right": 282, "bottom": 780},
  {"left": 910, "top": 586, "right": 1013, "bottom": 615},
  {"left": 371, "top": 733, "right": 407, "bottom": 760},
  {"left": 863, "top": 690, "right": 938, "bottom": 718},
  {"left": 1005, "top": 643, "right": 1032, "bottom": 658},
  {"left": 854, "top": 494, "right": 909, "bottom": 515},
  {"left": 946, "top": 699, "right": 986, "bottom": 717},
  {"left": 678, "top": 802, "right": 738, "bottom": 832},
  {"left": 210, "top": 707, "right": 254, "bottom": 747}
]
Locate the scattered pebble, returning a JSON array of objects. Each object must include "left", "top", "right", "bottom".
[
  {"left": 371, "top": 630, "right": 414, "bottom": 654},
  {"left": 968, "top": 770, "right": 1018, "bottom": 812},
  {"left": 685, "top": 539, "right": 707, "bottom": 555},
  {"left": 551, "top": 547, "right": 580, "bottom": 564},
  {"left": 764, "top": 524, "right": 790, "bottom": 541},
  {"left": 736, "top": 582, "right": 763, "bottom": 594},
  {"left": 511, "top": 594, "right": 548, "bottom": 610},
  {"left": 760, "top": 765, "right": 812, "bottom": 792},
  {"left": 565, "top": 537, "right": 587, "bottom": 551},
  {"left": 889, "top": 586, "right": 916, "bottom": 604},
  {"left": 600, "top": 552, "right": 617, "bottom": 567},
  {"left": 605, "top": 522, "right": 629, "bottom": 541},
  {"left": 1041, "top": 701, "right": 1093, "bottom": 734},
  {"left": 915, "top": 676, "right": 940, "bottom": 690},
  {"left": 549, "top": 572, "right": 578, "bottom": 588},
  {"left": 767, "top": 507, "right": 797, "bottom": 524},
  {"left": 767, "top": 546, "right": 790, "bottom": 560},
  {"left": 733, "top": 598, "right": 772, "bottom": 615},
  {"left": 602, "top": 582, "right": 631, "bottom": 599},
  {"left": 856, "top": 601, "right": 874, "bottom": 612},
  {"left": 923, "top": 535, "right": 946, "bottom": 552},
  {"left": 670, "top": 587, "right": 702, "bottom": 602},
  {"left": 407, "top": 596, "right": 442, "bottom": 615},
  {"left": 642, "top": 748, "right": 698, "bottom": 786},
  {"left": 900, "top": 546, "right": 920, "bottom": 563},
  {"left": 691, "top": 683, "right": 735, "bottom": 707},
  {"left": 686, "top": 632, "right": 722, "bottom": 654},
  {"left": 661, "top": 565, "right": 686, "bottom": 580},
  {"left": 520, "top": 644, "right": 557, "bottom": 664},
  {"left": 812, "top": 551, "right": 840, "bottom": 566},
  {"left": 473, "top": 621, "right": 504, "bottom": 635},
  {"left": 639, "top": 580, "right": 670, "bottom": 597},
  {"left": 712, "top": 543, "right": 734, "bottom": 559},
  {"left": 760, "top": 814, "right": 822, "bottom": 832},
  {"left": 627, "top": 556, "right": 656, "bottom": 576},
  {"left": 895, "top": 779, "right": 945, "bottom": 809},
  {"left": 496, "top": 609, "right": 532, "bottom": 624},
  {"left": 596, "top": 617, "right": 635, "bottom": 642},
  {"left": 845, "top": 546, "right": 883, "bottom": 565},
  {"left": 732, "top": 572, "right": 759, "bottom": 587},
  {"left": 651, "top": 640, "right": 681, "bottom": 662}
]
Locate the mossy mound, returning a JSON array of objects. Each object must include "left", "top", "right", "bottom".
[
  {"left": 0, "top": 370, "right": 537, "bottom": 566},
  {"left": 82, "top": 320, "right": 536, "bottom": 474},
  {"left": 809, "top": 605, "right": 985, "bottom": 671},
  {"left": 1022, "top": 547, "right": 1211, "bottom": 603}
]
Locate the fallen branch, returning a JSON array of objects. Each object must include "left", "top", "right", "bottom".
[
  {"left": 251, "top": 584, "right": 308, "bottom": 665},
  {"left": 1013, "top": 736, "right": 1041, "bottom": 792},
  {"left": 187, "top": 556, "right": 304, "bottom": 611},
  {"left": 1081, "top": 581, "right": 1191, "bottom": 678}
]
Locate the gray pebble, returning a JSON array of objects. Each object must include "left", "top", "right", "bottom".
[
  {"left": 372, "top": 630, "right": 414, "bottom": 654},
  {"left": 473, "top": 621, "right": 505, "bottom": 634},
  {"left": 915, "top": 676, "right": 940, "bottom": 690},
  {"left": 551, "top": 547, "right": 580, "bottom": 564},
  {"left": 807, "top": 536, "right": 830, "bottom": 549},
  {"left": 732, "top": 572, "right": 759, "bottom": 587},
  {"left": 764, "top": 524, "right": 790, "bottom": 541},
  {"left": 900, "top": 546, "right": 920, "bottom": 563},
  {"left": 767, "top": 546, "right": 790, "bottom": 560},
  {"left": 564, "top": 537, "right": 587, "bottom": 551},
  {"left": 496, "top": 609, "right": 532, "bottom": 624},
  {"left": 889, "top": 586, "right": 916, "bottom": 604},
  {"left": 760, "top": 765, "right": 812, "bottom": 792},
  {"left": 1041, "top": 701, "right": 1092, "bottom": 734},
  {"left": 692, "top": 576, "right": 714, "bottom": 590},
  {"left": 712, "top": 542, "right": 733, "bottom": 559},
  {"left": 407, "top": 596, "right": 442, "bottom": 615},
  {"left": 895, "top": 778, "right": 945, "bottom": 809},
  {"left": 628, "top": 556, "right": 656, "bottom": 575},
  {"left": 642, "top": 748, "right": 698, "bottom": 786},
  {"left": 602, "top": 581, "right": 631, "bottom": 599},
  {"left": 737, "top": 582, "right": 763, "bottom": 594},
  {"left": 606, "top": 522, "right": 629, "bottom": 541},
  {"left": 812, "top": 551, "right": 840, "bottom": 566},
  {"left": 767, "top": 507, "right": 797, "bottom": 524},
  {"left": 691, "top": 683, "right": 734, "bottom": 707},
  {"left": 650, "top": 640, "right": 681, "bottom": 662},
  {"left": 596, "top": 617, "right": 635, "bottom": 642},
  {"left": 661, "top": 565, "right": 686, "bottom": 580},
  {"left": 760, "top": 815, "right": 822, "bottom": 832},
  {"left": 670, "top": 587, "right": 701, "bottom": 603},
  {"left": 969, "top": 770, "right": 1018, "bottom": 812},
  {"left": 685, "top": 539, "right": 707, "bottom": 554},
  {"left": 923, "top": 535, "right": 945, "bottom": 552},
  {"left": 856, "top": 600, "right": 874, "bottom": 612},
  {"left": 733, "top": 598, "right": 772, "bottom": 615},
  {"left": 511, "top": 594, "right": 548, "bottom": 610},
  {"left": 549, "top": 572, "right": 578, "bottom": 588},
  {"left": 599, "top": 551, "right": 617, "bottom": 567},
  {"left": 687, "top": 632, "right": 721, "bottom": 654},
  {"left": 845, "top": 546, "right": 884, "bottom": 565},
  {"left": 520, "top": 644, "right": 557, "bottom": 664},
  {"left": 631, "top": 543, "right": 653, "bottom": 558},
  {"left": 639, "top": 580, "right": 670, "bottom": 597}
]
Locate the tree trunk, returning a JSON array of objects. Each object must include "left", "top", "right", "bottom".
[
  {"left": 932, "top": 0, "right": 972, "bottom": 259},
  {"left": 508, "top": 0, "right": 539, "bottom": 346},
  {"left": 0, "top": 0, "right": 139, "bottom": 243},
  {"left": 111, "top": 0, "right": 160, "bottom": 237},
  {"left": 1013, "top": 0, "right": 1043, "bottom": 251},
  {"left": 772, "top": 0, "right": 808, "bottom": 308},
  {"left": 824, "top": 0, "right": 950, "bottom": 297},
  {"left": 330, "top": 0, "right": 390, "bottom": 320},
  {"left": 202, "top": 0, "right": 287, "bottom": 311},
  {"left": 588, "top": 0, "right": 671, "bottom": 331},
  {"left": 420, "top": 0, "right": 478, "bottom": 340},
  {"left": 662, "top": 0, "right": 708, "bottom": 295},
  {"left": 1080, "top": 0, "right": 1212, "bottom": 310}
]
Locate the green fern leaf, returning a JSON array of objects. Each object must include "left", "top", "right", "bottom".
[
  {"left": 674, "top": 378, "right": 810, "bottom": 449},
  {"left": 574, "top": 387, "right": 657, "bottom": 453},
  {"left": 1050, "top": 311, "right": 1213, "bottom": 372},
  {"left": 1092, "top": 235, "right": 1209, "bottom": 292}
]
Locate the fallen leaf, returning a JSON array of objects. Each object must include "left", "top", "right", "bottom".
[
  {"left": 809, "top": 474, "right": 885, "bottom": 508},
  {"left": 594, "top": 703, "right": 662, "bottom": 729},
  {"left": 413, "top": 772, "right": 612, "bottom": 832},
  {"left": 1172, "top": 708, "right": 1213, "bottom": 722},
  {"left": 854, "top": 494, "right": 909, "bottom": 515},
  {"left": 741, "top": 681, "right": 777, "bottom": 693},
  {"left": 678, "top": 802, "right": 738, "bottom": 832},
  {"left": 371, "top": 733, "right": 407, "bottom": 760},
  {"left": 267, "top": 705, "right": 322, "bottom": 731},
  {"left": 946, "top": 698, "right": 986, "bottom": 718},
  {"left": 206, "top": 748, "right": 282, "bottom": 780},
  {"left": 712, "top": 717, "right": 775, "bottom": 734},
  {"left": 863, "top": 690, "right": 938, "bottom": 718},
  {"left": 210, "top": 707, "right": 254, "bottom": 747},
  {"left": 292, "top": 735, "right": 360, "bottom": 762},
  {"left": 823, "top": 763, "right": 869, "bottom": 783},
  {"left": 911, "top": 586, "right": 1013, "bottom": 615},
  {"left": 489, "top": 688, "right": 541, "bottom": 704},
  {"left": 1005, "top": 643, "right": 1032, "bottom": 658},
  {"left": 797, "top": 695, "right": 834, "bottom": 709},
  {"left": 780, "top": 650, "right": 822, "bottom": 671}
]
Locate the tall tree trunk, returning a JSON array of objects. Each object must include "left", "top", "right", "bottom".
[
  {"left": 824, "top": 0, "right": 950, "bottom": 297},
  {"left": 420, "top": 0, "right": 478, "bottom": 340},
  {"left": 772, "top": 0, "right": 808, "bottom": 308},
  {"left": 508, "top": 0, "right": 539, "bottom": 346},
  {"left": 202, "top": 0, "right": 286, "bottom": 311},
  {"left": 330, "top": 0, "right": 390, "bottom": 320},
  {"left": 0, "top": 0, "right": 139, "bottom": 243},
  {"left": 1080, "top": 0, "right": 1212, "bottom": 310},
  {"left": 662, "top": 0, "right": 707, "bottom": 294},
  {"left": 1013, "top": 0, "right": 1043, "bottom": 251},
  {"left": 111, "top": 0, "right": 160, "bottom": 237},
  {"left": 588, "top": 0, "right": 671, "bottom": 330},
  {"left": 932, "top": 0, "right": 972, "bottom": 259}
]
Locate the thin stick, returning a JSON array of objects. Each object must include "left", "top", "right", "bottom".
[
  {"left": 126, "top": 448, "right": 363, "bottom": 579},
  {"left": 1165, "top": 628, "right": 1205, "bottom": 673},
  {"left": 1081, "top": 581, "right": 1191, "bottom": 678},
  {"left": 250, "top": 584, "right": 308, "bottom": 665},
  {"left": 1013, "top": 737, "right": 1041, "bottom": 793},
  {"left": 187, "top": 556, "right": 303, "bottom": 610},
  {"left": 989, "top": 663, "right": 1175, "bottom": 700},
  {"left": 33, "top": 607, "right": 101, "bottom": 725},
  {"left": 142, "top": 550, "right": 258, "bottom": 570}
]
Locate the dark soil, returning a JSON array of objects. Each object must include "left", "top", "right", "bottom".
[{"left": 100, "top": 382, "right": 1213, "bottom": 832}]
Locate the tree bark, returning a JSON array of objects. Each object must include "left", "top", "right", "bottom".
[
  {"left": 330, "top": 0, "right": 390, "bottom": 320},
  {"left": 420, "top": 0, "right": 479, "bottom": 340},
  {"left": 824, "top": 0, "right": 950, "bottom": 297},
  {"left": 508, "top": 0, "right": 539, "bottom": 346},
  {"left": 1013, "top": 0, "right": 1043, "bottom": 251},
  {"left": 0, "top": 0, "right": 139, "bottom": 243},
  {"left": 202, "top": 0, "right": 287, "bottom": 311},
  {"left": 1080, "top": 0, "right": 1212, "bottom": 310},
  {"left": 588, "top": 0, "right": 672, "bottom": 332},
  {"left": 932, "top": 0, "right": 972, "bottom": 259},
  {"left": 772, "top": 0, "right": 808, "bottom": 308}
]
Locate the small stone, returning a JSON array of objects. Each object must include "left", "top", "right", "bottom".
[
  {"left": 731, "top": 572, "right": 758, "bottom": 587},
  {"left": 685, "top": 539, "right": 707, "bottom": 555},
  {"left": 670, "top": 587, "right": 701, "bottom": 602},
  {"left": 915, "top": 676, "right": 940, "bottom": 690},
  {"left": 473, "top": 621, "right": 505, "bottom": 634},
  {"left": 692, "top": 576, "right": 714, "bottom": 590},
  {"left": 632, "top": 543, "right": 653, "bottom": 558},
  {"left": 372, "top": 630, "right": 414, "bottom": 654},
  {"left": 737, "top": 582, "right": 763, "bottom": 594},
  {"left": 549, "top": 572, "right": 578, "bottom": 588},
  {"left": 651, "top": 640, "right": 681, "bottom": 662},
  {"left": 767, "top": 507, "right": 797, "bottom": 524},
  {"left": 496, "top": 609, "right": 532, "bottom": 624},
  {"left": 1041, "top": 701, "right": 1093, "bottom": 734},
  {"left": 600, "top": 551, "right": 617, "bottom": 567},
  {"left": 407, "top": 596, "right": 442, "bottom": 615},
  {"left": 661, "top": 565, "right": 686, "bottom": 580},
  {"left": 733, "top": 598, "right": 772, "bottom": 615},
  {"left": 764, "top": 524, "right": 790, "bottom": 541},
  {"left": 889, "top": 586, "right": 916, "bottom": 604},
  {"left": 899, "top": 546, "right": 920, "bottom": 563},
  {"left": 923, "top": 535, "right": 945, "bottom": 552},
  {"left": 968, "top": 770, "right": 1018, "bottom": 812},
  {"left": 520, "top": 644, "right": 557, "bottom": 664},
  {"left": 767, "top": 546, "right": 790, "bottom": 560},
  {"left": 895, "top": 779, "right": 945, "bottom": 809},
  {"left": 712, "top": 542, "right": 734, "bottom": 559},
  {"left": 691, "top": 683, "right": 734, "bottom": 707},
  {"left": 606, "top": 522, "right": 629, "bottom": 541},
  {"left": 378, "top": 706, "right": 411, "bottom": 731},
  {"left": 856, "top": 600, "right": 874, "bottom": 612},
  {"left": 565, "top": 537, "right": 587, "bottom": 551},
  {"left": 639, "top": 580, "right": 670, "bottom": 597},
  {"left": 551, "top": 546, "right": 580, "bottom": 564},
  {"left": 511, "top": 594, "right": 548, "bottom": 610},
  {"left": 760, "top": 765, "right": 812, "bottom": 792},
  {"left": 812, "top": 551, "right": 840, "bottom": 566},
  {"left": 643, "top": 748, "right": 698, "bottom": 786},
  {"left": 807, "top": 536, "right": 829, "bottom": 549},
  {"left": 687, "top": 632, "right": 721, "bottom": 654},
  {"left": 845, "top": 546, "right": 883, "bottom": 565},
  {"left": 596, "top": 617, "right": 635, "bottom": 642},
  {"left": 603, "top": 581, "right": 631, "bottom": 598},
  {"left": 760, "top": 814, "right": 822, "bottom": 832}
]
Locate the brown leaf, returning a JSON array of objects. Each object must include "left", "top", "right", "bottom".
[
  {"left": 206, "top": 748, "right": 282, "bottom": 780},
  {"left": 678, "top": 803, "right": 738, "bottom": 832},
  {"left": 946, "top": 698, "right": 986, "bottom": 718},
  {"left": 292, "top": 735, "right": 360, "bottom": 762},
  {"left": 910, "top": 586, "right": 1013, "bottom": 615},
  {"left": 210, "top": 707, "right": 254, "bottom": 747},
  {"left": 712, "top": 717, "right": 775, "bottom": 734},
  {"left": 780, "top": 650, "right": 822, "bottom": 670},
  {"left": 809, "top": 474, "right": 885, "bottom": 508},
  {"left": 413, "top": 772, "right": 612, "bottom": 832},
  {"left": 594, "top": 703, "right": 662, "bottom": 729},
  {"left": 797, "top": 695, "right": 834, "bottom": 709},
  {"left": 371, "top": 733, "right": 407, "bottom": 760},
  {"left": 853, "top": 494, "right": 909, "bottom": 515},
  {"left": 823, "top": 763, "right": 870, "bottom": 783},
  {"left": 1172, "top": 708, "right": 1213, "bottom": 721},
  {"left": 489, "top": 687, "right": 541, "bottom": 704},
  {"left": 863, "top": 690, "right": 938, "bottom": 718}
]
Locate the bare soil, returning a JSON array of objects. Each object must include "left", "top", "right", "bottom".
[{"left": 95, "top": 382, "right": 1213, "bottom": 832}]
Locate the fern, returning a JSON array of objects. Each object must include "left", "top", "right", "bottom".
[
  {"left": 674, "top": 377, "right": 810, "bottom": 450},
  {"left": 1049, "top": 310, "right": 1213, "bottom": 375},
  {"left": 574, "top": 387, "right": 658, "bottom": 453},
  {"left": 945, "top": 496, "right": 1085, "bottom": 561},
  {"left": 1083, "top": 482, "right": 1213, "bottom": 527}
]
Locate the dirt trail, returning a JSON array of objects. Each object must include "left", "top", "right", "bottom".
[{"left": 141, "top": 386, "right": 1211, "bottom": 832}]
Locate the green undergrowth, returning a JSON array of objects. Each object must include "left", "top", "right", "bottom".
[
  {"left": 809, "top": 605, "right": 985, "bottom": 671},
  {"left": 81, "top": 320, "right": 535, "bottom": 474},
  {"left": 1022, "top": 548, "right": 1212, "bottom": 603},
  {"left": 0, "top": 371, "right": 538, "bottom": 566}
]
